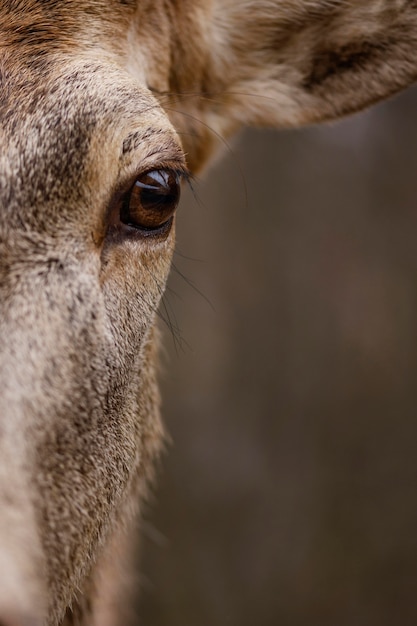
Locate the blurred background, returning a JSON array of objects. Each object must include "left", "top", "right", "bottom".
[{"left": 138, "top": 85, "right": 417, "bottom": 626}]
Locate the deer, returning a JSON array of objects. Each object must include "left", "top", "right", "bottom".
[{"left": 0, "top": 1, "right": 416, "bottom": 624}]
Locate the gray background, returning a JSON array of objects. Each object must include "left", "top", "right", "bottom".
[{"left": 138, "top": 84, "right": 417, "bottom": 626}]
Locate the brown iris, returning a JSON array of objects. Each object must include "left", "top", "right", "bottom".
[{"left": 120, "top": 169, "right": 181, "bottom": 233}]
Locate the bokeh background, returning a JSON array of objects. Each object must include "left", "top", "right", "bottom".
[{"left": 138, "top": 84, "right": 417, "bottom": 626}]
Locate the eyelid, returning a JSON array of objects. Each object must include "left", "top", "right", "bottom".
[
  {"left": 131, "top": 163, "right": 190, "bottom": 187},
  {"left": 141, "top": 169, "right": 175, "bottom": 187},
  {"left": 113, "top": 161, "right": 188, "bottom": 203},
  {"left": 120, "top": 134, "right": 189, "bottom": 177}
]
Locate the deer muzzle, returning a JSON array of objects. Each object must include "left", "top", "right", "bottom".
[{"left": 0, "top": 256, "right": 113, "bottom": 624}]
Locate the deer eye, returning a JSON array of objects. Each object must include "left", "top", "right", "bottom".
[{"left": 120, "top": 169, "right": 180, "bottom": 234}]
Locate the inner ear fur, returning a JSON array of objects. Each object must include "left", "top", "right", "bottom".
[{"left": 212, "top": 0, "right": 417, "bottom": 127}]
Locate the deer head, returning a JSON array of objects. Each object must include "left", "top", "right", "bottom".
[{"left": 0, "top": 1, "right": 416, "bottom": 624}]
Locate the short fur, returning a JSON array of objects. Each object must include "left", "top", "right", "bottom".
[{"left": 0, "top": 1, "right": 416, "bottom": 624}]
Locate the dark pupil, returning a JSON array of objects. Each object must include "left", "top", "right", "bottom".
[{"left": 121, "top": 170, "right": 180, "bottom": 230}]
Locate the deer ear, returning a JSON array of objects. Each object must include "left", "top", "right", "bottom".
[
  {"left": 164, "top": 0, "right": 417, "bottom": 170},
  {"left": 167, "top": 1, "right": 417, "bottom": 169}
]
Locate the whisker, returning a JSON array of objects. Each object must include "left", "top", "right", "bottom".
[
  {"left": 150, "top": 86, "right": 281, "bottom": 107},
  {"left": 163, "top": 106, "right": 249, "bottom": 214},
  {"left": 171, "top": 262, "right": 215, "bottom": 313},
  {"left": 173, "top": 248, "right": 205, "bottom": 263},
  {"left": 142, "top": 263, "right": 190, "bottom": 354}
]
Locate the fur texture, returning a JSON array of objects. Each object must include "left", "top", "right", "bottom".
[{"left": 0, "top": 1, "right": 416, "bottom": 624}]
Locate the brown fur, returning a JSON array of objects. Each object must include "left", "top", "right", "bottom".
[{"left": 0, "top": 1, "right": 416, "bottom": 624}]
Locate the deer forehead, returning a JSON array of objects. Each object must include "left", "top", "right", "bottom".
[{"left": 0, "top": 57, "right": 183, "bottom": 236}]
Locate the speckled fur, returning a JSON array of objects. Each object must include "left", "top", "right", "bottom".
[{"left": 0, "top": 1, "right": 416, "bottom": 624}]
